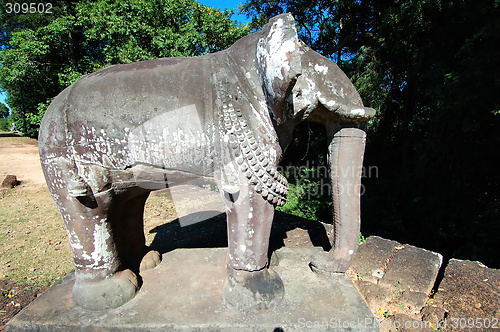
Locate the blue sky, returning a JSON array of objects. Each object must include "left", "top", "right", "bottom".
[
  {"left": 0, "top": 0, "right": 250, "bottom": 111},
  {"left": 0, "top": 92, "right": 7, "bottom": 110},
  {"left": 198, "top": 0, "right": 250, "bottom": 24}
]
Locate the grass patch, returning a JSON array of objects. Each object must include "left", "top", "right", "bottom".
[
  {"left": 0, "top": 132, "right": 37, "bottom": 144},
  {"left": 0, "top": 184, "right": 73, "bottom": 286},
  {"left": 143, "top": 191, "right": 178, "bottom": 245},
  {"left": 0, "top": 182, "right": 180, "bottom": 287}
]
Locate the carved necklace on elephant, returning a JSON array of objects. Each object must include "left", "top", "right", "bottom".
[{"left": 213, "top": 58, "right": 288, "bottom": 207}]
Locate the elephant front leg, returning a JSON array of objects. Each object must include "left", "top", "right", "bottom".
[
  {"left": 311, "top": 125, "right": 367, "bottom": 275},
  {"left": 222, "top": 183, "right": 284, "bottom": 311}
]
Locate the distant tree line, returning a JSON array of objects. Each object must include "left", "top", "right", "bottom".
[{"left": 0, "top": 0, "right": 249, "bottom": 137}]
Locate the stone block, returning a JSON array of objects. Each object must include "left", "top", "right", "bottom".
[
  {"left": 420, "top": 306, "right": 447, "bottom": 328},
  {"left": 385, "top": 313, "right": 435, "bottom": 332},
  {"left": 433, "top": 259, "right": 500, "bottom": 320},
  {"left": 6, "top": 248, "right": 378, "bottom": 332},
  {"left": 386, "top": 291, "right": 429, "bottom": 317},
  {"left": 1, "top": 174, "right": 18, "bottom": 188},
  {"left": 354, "top": 280, "right": 393, "bottom": 313},
  {"left": 379, "top": 245, "right": 442, "bottom": 295},
  {"left": 349, "top": 236, "right": 402, "bottom": 284}
]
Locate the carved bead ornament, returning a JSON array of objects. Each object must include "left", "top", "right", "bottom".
[{"left": 220, "top": 104, "right": 288, "bottom": 206}]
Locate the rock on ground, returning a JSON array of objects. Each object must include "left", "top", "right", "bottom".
[{"left": 1, "top": 175, "right": 17, "bottom": 188}]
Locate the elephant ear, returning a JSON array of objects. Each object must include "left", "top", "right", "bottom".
[{"left": 257, "top": 13, "right": 301, "bottom": 124}]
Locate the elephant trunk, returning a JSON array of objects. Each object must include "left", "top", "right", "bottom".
[{"left": 311, "top": 124, "right": 367, "bottom": 274}]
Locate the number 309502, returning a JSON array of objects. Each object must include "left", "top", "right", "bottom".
[{"left": 5, "top": 3, "right": 53, "bottom": 14}]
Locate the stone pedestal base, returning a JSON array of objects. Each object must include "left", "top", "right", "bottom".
[{"left": 7, "top": 248, "right": 378, "bottom": 331}]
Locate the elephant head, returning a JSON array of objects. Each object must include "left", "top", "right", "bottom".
[
  {"left": 222, "top": 14, "right": 375, "bottom": 309},
  {"left": 261, "top": 20, "right": 376, "bottom": 274}
]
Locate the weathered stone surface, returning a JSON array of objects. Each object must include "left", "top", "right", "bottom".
[
  {"left": 1, "top": 174, "right": 17, "bottom": 188},
  {"left": 379, "top": 245, "right": 443, "bottom": 295},
  {"left": 348, "top": 236, "right": 403, "bottom": 284},
  {"left": 420, "top": 306, "right": 447, "bottom": 328},
  {"left": 386, "top": 291, "right": 429, "bottom": 318},
  {"left": 433, "top": 259, "right": 500, "bottom": 321},
  {"left": 354, "top": 279, "right": 393, "bottom": 313},
  {"left": 346, "top": 236, "right": 444, "bottom": 327},
  {"left": 385, "top": 313, "right": 435, "bottom": 332},
  {"left": 6, "top": 248, "right": 377, "bottom": 332},
  {"left": 398, "top": 291, "right": 429, "bottom": 314}
]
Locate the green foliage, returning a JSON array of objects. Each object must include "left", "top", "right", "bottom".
[
  {"left": 359, "top": 233, "right": 366, "bottom": 244},
  {"left": 277, "top": 122, "right": 332, "bottom": 222},
  {"left": 0, "top": 117, "right": 10, "bottom": 131},
  {"left": 25, "top": 99, "right": 51, "bottom": 128},
  {"left": 359, "top": 0, "right": 500, "bottom": 268},
  {"left": 0, "top": 0, "right": 250, "bottom": 138},
  {"left": 77, "top": 0, "right": 249, "bottom": 61},
  {"left": 0, "top": 103, "right": 9, "bottom": 118},
  {"left": 240, "top": 0, "right": 374, "bottom": 62},
  {"left": 243, "top": 0, "right": 500, "bottom": 268},
  {"left": 277, "top": 180, "right": 332, "bottom": 222},
  {"left": 0, "top": 103, "right": 11, "bottom": 130},
  {"left": 57, "top": 68, "right": 82, "bottom": 87}
]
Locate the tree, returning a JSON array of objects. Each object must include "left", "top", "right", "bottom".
[
  {"left": 0, "top": 102, "right": 8, "bottom": 118},
  {"left": 0, "top": 102, "right": 10, "bottom": 130},
  {"left": 76, "top": 0, "right": 249, "bottom": 62},
  {"left": 0, "top": 0, "right": 250, "bottom": 137},
  {"left": 354, "top": 0, "right": 500, "bottom": 267},
  {"left": 240, "top": 0, "right": 374, "bottom": 63},
  {"left": 241, "top": 0, "right": 500, "bottom": 267}
]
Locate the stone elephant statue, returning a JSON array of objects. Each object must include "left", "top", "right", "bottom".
[{"left": 39, "top": 13, "right": 375, "bottom": 310}]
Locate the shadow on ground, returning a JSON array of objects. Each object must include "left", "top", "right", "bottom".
[{"left": 148, "top": 211, "right": 332, "bottom": 255}]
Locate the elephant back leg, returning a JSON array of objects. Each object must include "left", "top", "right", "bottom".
[{"left": 41, "top": 158, "right": 141, "bottom": 309}]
